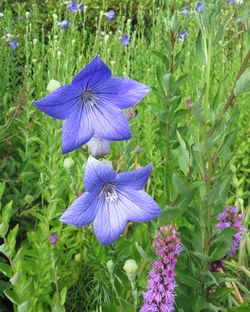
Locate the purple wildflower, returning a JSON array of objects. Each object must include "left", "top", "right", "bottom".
[
  {"left": 87, "top": 135, "right": 111, "bottom": 158},
  {"left": 49, "top": 234, "right": 58, "bottom": 245},
  {"left": 59, "top": 20, "right": 69, "bottom": 29},
  {"left": 215, "top": 205, "right": 245, "bottom": 258},
  {"left": 182, "top": 6, "right": 188, "bottom": 16},
  {"left": 195, "top": 2, "right": 203, "bottom": 13},
  {"left": 227, "top": 0, "right": 235, "bottom": 3},
  {"left": 178, "top": 31, "right": 188, "bottom": 41},
  {"left": 105, "top": 10, "right": 116, "bottom": 21},
  {"left": 60, "top": 157, "right": 161, "bottom": 245},
  {"left": 128, "top": 108, "right": 136, "bottom": 119},
  {"left": 10, "top": 39, "right": 18, "bottom": 50},
  {"left": 68, "top": 1, "right": 84, "bottom": 12},
  {"left": 186, "top": 97, "right": 192, "bottom": 109},
  {"left": 141, "top": 225, "right": 182, "bottom": 312},
  {"left": 33, "top": 55, "right": 150, "bottom": 153},
  {"left": 120, "top": 34, "right": 130, "bottom": 47}
]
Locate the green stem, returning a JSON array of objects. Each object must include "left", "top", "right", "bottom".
[{"left": 203, "top": 35, "right": 213, "bottom": 256}]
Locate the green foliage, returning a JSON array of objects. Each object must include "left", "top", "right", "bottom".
[{"left": 0, "top": 0, "right": 249, "bottom": 311}]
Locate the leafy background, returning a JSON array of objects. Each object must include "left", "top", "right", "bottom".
[{"left": 0, "top": 0, "right": 249, "bottom": 311}]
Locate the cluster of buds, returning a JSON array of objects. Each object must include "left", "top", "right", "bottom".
[{"left": 141, "top": 225, "right": 182, "bottom": 312}]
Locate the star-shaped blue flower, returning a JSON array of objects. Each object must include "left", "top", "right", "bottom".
[
  {"left": 60, "top": 158, "right": 161, "bottom": 245},
  {"left": 33, "top": 55, "right": 150, "bottom": 153}
]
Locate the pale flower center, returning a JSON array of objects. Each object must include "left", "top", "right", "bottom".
[
  {"left": 81, "top": 90, "right": 97, "bottom": 107},
  {"left": 101, "top": 184, "right": 118, "bottom": 202}
]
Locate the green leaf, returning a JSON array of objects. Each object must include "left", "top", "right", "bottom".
[
  {"left": 135, "top": 242, "right": 153, "bottom": 261},
  {"left": 152, "top": 50, "right": 169, "bottom": 68},
  {"left": 7, "top": 224, "right": 19, "bottom": 257},
  {"left": 209, "top": 287, "right": 233, "bottom": 301},
  {"left": 60, "top": 287, "right": 67, "bottom": 305},
  {"left": 163, "top": 188, "right": 196, "bottom": 221},
  {"left": 0, "top": 201, "right": 12, "bottom": 238},
  {"left": 177, "top": 130, "right": 190, "bottom": 175},
  {"left": 0, "top": 243, "right": 12, "bottom": 258},
  {"left": 170, "top": 11, "right": 178, "bottom": 33},
  {"left": 172, "top": 174, "right": 188, "bottom": 194},
  {"left": 176, "top": 271, "right": 201, "bottom": 289},
  {"left": 196, "top": 30, "right": 207, "bottom": 65},
  {"left": 0, "top": 182, "right": 5, "bottom": 203},
  {"left": 0, "top": 262, "right": 12, "bottom": 278},
  {"left": 4, "top": 288, "right": 21, "bottom": 305},
  {"left": 209, "top": 228, "right": 236, "bottom": 261},
  {"left": 234, "top": 68, "right": 250, "bottom": 96}
]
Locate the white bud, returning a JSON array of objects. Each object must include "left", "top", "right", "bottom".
[
  {"left": 63, "top": 158, "right": 75, "bottom": 172},
  {"left": 25, "top": 11, "right": 30, "bottom": 19},
  {"left": 123, "top": 259, "right": 138, "bottom": 275},
  {"left": 57, "top": 50, "right": 62, "bottom": 59},
  {"left": 104, "top": 34, "right": 109, "bottom": 43},
  {"left": 84, "top": 5, "right": 88, "bottom": 12},
  {"left": 72, "top": 39, "right": 76, "bottom": 45},
  {"left": 53, "top": 13, "right": 58, "bottom": 21},
  {"left": 47, "top": 79, "right": 61, "bottom": 93},
  {"left": 107, "top": 260, "right": 115, "bottom": 274},
  {"left": 33, "top": 38, "right": 38, "bottom": 45},
  {"left": 111, "top": 60, "right": 116, "bottom": 67},
  {"left": 32, "top": 59, "right": 37, "bottom": 64}
]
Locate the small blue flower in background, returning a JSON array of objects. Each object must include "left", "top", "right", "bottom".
[
  {"left": 33, "top": 55, "right": 150, "bottom": 153},
  {"left": 236, "top": 18, "right": 243, "bottom": 24},
  {"left": 105, "top": 10, "right": 116, "bottom": 21},
  {"left": 10, "top": 39, "right": 18, "bottom": 50},
  {"left": 120, "top": 34, "right": 130, "bottom": 47},
  {"left": 227, "top": 0, "right": 235, "bottom": 3},
  {"left": 87, "top": 135, "right": 111, "bottom": 158},
  {"left": 68, "top": 1, "right": 84, "bottom": 12},
  {"left": 59, "top": 20, "right": 70, "bottom": 29},
  {"left": 60, "top": 158, "right": 161, "bottom": 245},
  {"left": 182, "top": 6, "right": 188, "bottom": 16},
  {"left": 178, "top": 31, "right": 188, "bottom": 41},
  {"left": 195, "top": 2, "right": 203, "bottom": 13}
]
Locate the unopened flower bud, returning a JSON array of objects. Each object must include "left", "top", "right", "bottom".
[
  {"left": 25, "top": 11, "right": 30, "bottom": 19},
  {"left": 53, "top": 13, "right": 58, "bottom": 21},
  {"left": 107, "top": 259, "right": 115, "bottom": 274},
  {"left": 49, "top": 234, "right": 58, "bottom": 245},
  {"left": 64, "top": 157, "right": 75, "bottom": 172},
  {"left": 123, "top": 259, "right": 138, "bottom": 281},
  {"left": 47, "top": 79, "right": 61, "bottom": 93}
]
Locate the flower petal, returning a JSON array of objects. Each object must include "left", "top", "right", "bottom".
[
  {"left": 91, "top": 103, "right": 131, "bottom": 141},
  {"left": 93, "top": 199, "right": 128, "bottom": 245},
  {"left": 33, "top": 85, "right": 79, "bottom": 120},
  {"left": 72, "top": 55, "right": 111, "bottom": 91},
  {"left": 62, "top": 102, "right": 94, "bottom": 153},
  {"left": 116, "top": 163, "right": 152, "bottom": 190},
  {"left": 116, "top": 189, "right": 161, "bottom": 222},
  {"left": 84, "top": 157, "right": 116, "bottom": 192},
  {"left": 60, "top": 192, "right": 99, "bottom": 226},
  {"left": 94, "top": 77, "right": 150, "bottom": 109}
]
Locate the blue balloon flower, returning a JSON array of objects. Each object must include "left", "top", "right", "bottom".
[
  {"left": 178, "top": 31, "right": 188, "bottom": 41},
  {"left": 59, "top": 20, "right": 69, "bottom": 29},
  {"left": 33, "top": 55, "right": 150, "bottom": 153},
  {"left": 60, "top": 158, "right": 161, "bottom": 245},
  {"left": 182, "top": 6, "right": 189, "bottom": 17},
  {"left": 120, "top": 34, "right": 130, "bottom": 47},
  {"left": 227, "top": 0, "right": 235, "bottom": 3},
  {"left": 68, "top": 1, "right": 83, "bottom": 12},
  {"left": 10, "top": 39, "right": 18, "bottom": 50},
  {"left": 105, "top": 10, "right": 116, "bottom": 21},
  {"left": 195, "top": 2, "right": 203, "bottom": 13}
]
